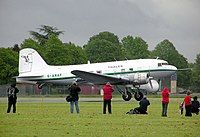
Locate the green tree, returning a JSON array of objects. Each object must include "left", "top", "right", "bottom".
[
  {"left": 88, "top": 31, "right": 120, "bottom": 44},
  {"left": 0, "top": 48, "right": 18, "bottom": 84},
  {"left": 12, "top": 44, "right": 20, "bottom": 53},
  {"left": 122, "top": 36, "right": 150, "bottom": 59},
  {"left": 64, "top": 43, "right": 87, "bottom": 65},
  {"left": 191, "top": 53, "right": 200, "bottom": 92},
  {"left": 43, "top": 35, "right": 66, "bottom": 65},
  {"left": 84, "top": 31, "right": 125, "bottom": 63},
  {"left": 21, "top": 38, "right": 41, "bottom": 50},
  {"left": 22, "top": 26, "right": 87, "bottom": 66},
  {"left": 152, "top": 39, "right": 190, "bottom": 88},
  {"left": 21, "top": 35, "right": 87, "bottom": 65},
  {"left": 29, "top": 25, "right": 64, "bottom": 45},
  {"left": 43, "top": 35, "right": 87, "bottom": 65}
]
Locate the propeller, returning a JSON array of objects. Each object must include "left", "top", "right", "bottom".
[{"left": 147, "top": 70, "right": 153, "bottom": 89}]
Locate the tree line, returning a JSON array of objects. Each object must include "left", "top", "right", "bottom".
[{"left": 0, "top": 25, "right": 199, "bottom": 92}]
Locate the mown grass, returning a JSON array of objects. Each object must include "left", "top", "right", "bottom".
[{"left": 0, "top": 98, "right": 199, "bottom": 137}]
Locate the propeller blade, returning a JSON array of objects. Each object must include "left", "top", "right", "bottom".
[{"left": 149, "top": 78, "right": 153, "bottom": 89}]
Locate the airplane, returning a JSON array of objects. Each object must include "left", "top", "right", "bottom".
[{"left": 16, "top": 48, "right": 177, "bottom": 101}]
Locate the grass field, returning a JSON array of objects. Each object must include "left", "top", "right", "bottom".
[{"left": 0, "top": 97, "right": 199, "bottom": 137}]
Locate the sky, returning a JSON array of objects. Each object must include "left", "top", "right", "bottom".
[{"left": 0, "top": 0, "right": 199, "bottom": 63}]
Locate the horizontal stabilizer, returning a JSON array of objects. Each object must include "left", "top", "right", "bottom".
[{"left": 17, "top": 75, "right": 43, "bottom": 78}]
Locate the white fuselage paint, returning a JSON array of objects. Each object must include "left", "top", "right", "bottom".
[
  {"left": 17, "top": 59, "right": 177, "bottom": 85},
  {"left": 16, "top": 48, "right": 177, "bottom": 91}
]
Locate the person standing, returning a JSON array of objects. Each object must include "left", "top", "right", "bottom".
[
  {"left": 161, "top": 87, "right": 170, "bottom": 117},
  {"left": 184, "top": 91, "right": 192, "bottom": 116},
  {"left": 7, "top": 83, "right": 19, "bottom": 113},
  {"left": 191, "top": 96, "right": 200, "bottom": 115},
  {"left": 103, "top": 82, "right": 114, "bottom": 114},
  {"left": 68, "top": 82, "right": 81, "bottom": 113}
]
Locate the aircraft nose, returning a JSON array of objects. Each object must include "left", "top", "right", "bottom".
[{"left": 171, "top": 65, "right": 177, "bottom": 71}]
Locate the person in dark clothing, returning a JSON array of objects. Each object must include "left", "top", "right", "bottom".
[
  {"left": 137, "top": 96, "right": 151, "bottom": 114},
  {"left": 127, "top": 96, "right": 150, "bottom": 114},
  {"left": 68, "top": 82, "right": 81, "bottom": 113},
  {"left": 7, "top": 83, "right": 19, "bottom": 113},
  {"left": 103, "top": 82, "right": 114, "bottom": 114},
  {"left": 191, "top": 96, "right": 200, "bottom": 115}
]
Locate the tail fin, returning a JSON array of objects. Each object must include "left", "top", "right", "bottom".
[{"left": 19, "top": 48, "right": 48, "bottom": 74}]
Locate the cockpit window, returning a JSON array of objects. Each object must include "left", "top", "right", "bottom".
[{"left": 158, "top": 62, "right": 168, "bottom": 67}]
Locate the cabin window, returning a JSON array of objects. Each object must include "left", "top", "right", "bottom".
[
  {"left": 129, "top": 68, "right": 133, "bottom": 71},
  {"left": 162, "top": 63, "right": 168, "bottom": 65},
  {"left": 158, "top": 63, "right": 162, "bottom": 67}
]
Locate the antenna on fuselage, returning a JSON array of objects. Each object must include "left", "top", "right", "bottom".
[
  {"left": 156, "top": 57, "right": 159, "bottom": 59},
  {"left": 87, "top": 60, "right": 90, "bottom": 64}
]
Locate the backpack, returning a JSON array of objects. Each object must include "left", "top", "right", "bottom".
[{"left": 8, "top": 87, "right": 15, "bottom": 97}]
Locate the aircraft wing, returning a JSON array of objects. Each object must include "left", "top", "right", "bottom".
[
  {"left": 177, "top": 68, "right": 192, "bottom": 71},
  {"left": 71, "top": 70, "right": 129, "bottom": 85}
]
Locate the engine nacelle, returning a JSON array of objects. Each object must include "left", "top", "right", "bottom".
[
  {"left": 130, "top": 73, "right": 149, "bottom": 85},
  {"left": 139, "top": 79, "right": 159, "bottom": 92}
]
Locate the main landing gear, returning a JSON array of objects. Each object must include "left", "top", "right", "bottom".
[
  {"left": 134, "top": 91, "right": 143, "bottom": 101},
  {"left": 116, "top": 86, "right": 143, "bottom": 101},
  {"left": 122, "top": 90, "right": 132, "bottom": 101}
]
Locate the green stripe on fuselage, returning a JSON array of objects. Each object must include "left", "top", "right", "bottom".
[{"left": 105, "top": 69, "right": 174, "bottom": 75}]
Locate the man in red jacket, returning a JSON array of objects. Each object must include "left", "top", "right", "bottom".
[
  {"left": 103, "top": 82, "right": 114, "bottom": 114},
  {"left": 184, "top": 91, "right": 192, "bottom": 116},
  {"left": 161, "top": 87, "right": 170, "bottom": 117}
]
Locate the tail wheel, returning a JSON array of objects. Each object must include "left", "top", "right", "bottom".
[
  {"left": 122, "top": 91, "right": 132, "bottom": 101},
  {"left": 37, "top": 83, "right": 45, "bottom": 89},
  {"left": 134, "top": 91, "right": 143, "bottom": 101},
  {"left": 38, "top": 84, "right": 42, "bottom": 89}
]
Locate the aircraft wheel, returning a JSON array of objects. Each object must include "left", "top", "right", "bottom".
[
  {"left": 122, "top": 91, "right": 132, "bottom": 101},
  {"left": 134, "top": 91, "right": 143, "bottom": 101}
]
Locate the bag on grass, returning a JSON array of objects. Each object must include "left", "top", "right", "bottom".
[{"left": 126, "top": 108, "right": 140, "bottom": 114}]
